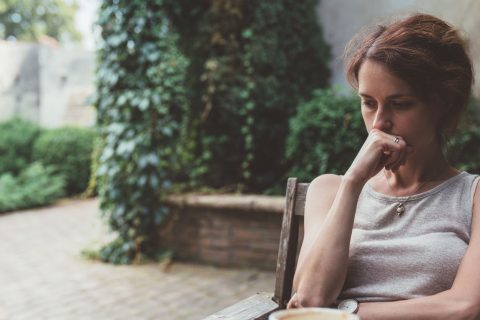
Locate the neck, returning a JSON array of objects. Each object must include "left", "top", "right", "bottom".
[{"left": 384, "top": 144, "right": 455, "bottom": 190}]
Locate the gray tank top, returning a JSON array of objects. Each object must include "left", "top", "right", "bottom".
[{"left": 339, "top": 171, "right": 479, "bottom": 302}]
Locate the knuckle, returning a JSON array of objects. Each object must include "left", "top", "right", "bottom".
[
  {"left": 369, "top": 130, "right": 380, "bottom": 138},
  {"left": 371, "top": 138, "right": 383, "bottom": 148}
]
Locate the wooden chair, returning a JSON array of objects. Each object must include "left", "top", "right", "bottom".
[{"left": 204, "top": 178, "right": 309, "bottom": 320}]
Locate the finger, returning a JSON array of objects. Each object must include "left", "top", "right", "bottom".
[
  {"left": 287, "top": 298, "right": 297, "bottom": 309},
  {"left": 392, "top": 147, "right": 407, "bottom": 171},
  {"left": 386, "top": 147, "right": 404, "bottom": 170},
  {"left": 287, "top": 293, "right": 298, "bottom": 309},
  {"left": 384, "top": 137, "right": 408, "bottom": 170},
  {"left": 388, "top": 138, "right": 408, "bottom": 171},
  {"left": 370, "top": 130, "right": 404, "bottom": 155},
  {"left": 384, "top": 146, "right": 402, "bottom": 169},
  {"left": 287, "top": 300, "right": 293, "bottom": 309}
]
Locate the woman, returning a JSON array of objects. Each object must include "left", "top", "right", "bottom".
[{"left": 287, "top": 13, "right": 480, "bottom": 319}]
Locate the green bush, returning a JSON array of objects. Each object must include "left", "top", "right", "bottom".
[
  {"left": 447, "top": 100, "right": 480, "bottom": 174},
  {"left": 32, "top": 127, "right": 96, "bottom": 195},
  {"left": 163, "top": 0, "right": 330, "bottom": 193},
  {"left": 286, "top": 89, "right": 366, "bottom": 182},
  {"left": 0, "top": 118, "right": 41, "bottom": 175},
  {"left": 0, "top": 162, "right": 65, "bottom": 213}
]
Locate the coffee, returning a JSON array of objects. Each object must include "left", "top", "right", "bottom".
[{"left": 269, "top": 308, "right": 360, "bottom": 320}]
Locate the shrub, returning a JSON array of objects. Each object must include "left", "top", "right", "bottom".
[
  {"left": 0, "top": 118, "right": 41, "bottom": 175},
  {"left": 447, "top": 100, "right": 480, "bottom": 174},
  {"left": 163, "top": 0, "right": 330, "bottom": 193},
  {"left": 32, "top": 127, "right": 96, "bottom": 195},
  {"left": 286, "top": 88, "right": 366, "bottom": 182},
  {"left": 0, "top": 162, "right": 65, "bottom": 213}
]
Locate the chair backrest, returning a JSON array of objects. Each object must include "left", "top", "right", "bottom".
[{"left": 273, "top": 177, "right": 310, "bottom": 309}]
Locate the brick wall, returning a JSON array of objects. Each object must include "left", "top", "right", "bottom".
[{"left": 157, "top": 195, "right": 285, "bottom": 270}]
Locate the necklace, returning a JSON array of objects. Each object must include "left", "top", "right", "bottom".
[{"left": 383, "top": 169, "right": 428, "bottom": 217}]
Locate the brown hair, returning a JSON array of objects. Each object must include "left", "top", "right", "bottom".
[{"left": 345, "top": 13, "right": 474, "bottom": 136}]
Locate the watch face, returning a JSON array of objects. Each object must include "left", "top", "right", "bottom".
[{"left": 338, "top": 299, "right": 359, "bottom": 313}]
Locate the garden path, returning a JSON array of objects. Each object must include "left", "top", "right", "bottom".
[{"left": 0, "top": 199, "right": 274, "bottom": 320}]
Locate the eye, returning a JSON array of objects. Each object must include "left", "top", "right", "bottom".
[
  {"left": 361, "top": 99, "right": 376, "bottom": 109},
  {"left": 389, "top": 100, "right": 414, "bottom": 109}
]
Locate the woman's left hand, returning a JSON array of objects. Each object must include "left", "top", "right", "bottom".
[{"left": 287, "top": 292, "right": 302, "bottom": 309}]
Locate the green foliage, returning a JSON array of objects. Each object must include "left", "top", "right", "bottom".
[
  {"left": 286, "top": 89, "right": 366, "bottom": 182},
  {"left": 0, "top": 0, "right": 81, "bottom": 42},
  {"left": 0, "top": 162, "right": 65, "bottom": 213},
  {"left": 0, "top": 118, "right": 41, "bottom": 175},
  {"left": 84, "top": 137, "right": 102, "bottom": 197},
  {"left": 95, "top": 0, "right": 189, "bottom": 264},
  {"left": 447, "top": 100, "right": 480, "bottom": 174},
  {"left": 163, "top": 0, "right": 330, "bottom": 193},
  {"left": 32, "top": 127, "right": 96, "bottom": 195}
]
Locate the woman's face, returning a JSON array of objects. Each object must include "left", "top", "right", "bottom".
[{"left": 357, "top": 59, "right": 439, "bottom": 152}]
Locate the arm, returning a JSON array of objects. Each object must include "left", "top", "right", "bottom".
[
  {"left": 290, "top": 173, "right": 363, "bottom": 307},
  {"left": 357, "top": 180, "right": 480, "bottom": 320},
  {"left": 289, "top": 130, "right": 407, "bottom": 308}
]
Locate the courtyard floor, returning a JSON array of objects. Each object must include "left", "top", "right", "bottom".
[{"left": 0, "top": 199, "right": 275, "bottom": 320}]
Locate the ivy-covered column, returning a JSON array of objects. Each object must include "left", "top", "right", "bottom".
[{"left": 95, "top": 0, "right": 188, "bottom": 264}]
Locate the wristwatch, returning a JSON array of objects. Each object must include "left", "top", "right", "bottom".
[{"left": 338, "top": 299, "right": 359, "bottom": 314}]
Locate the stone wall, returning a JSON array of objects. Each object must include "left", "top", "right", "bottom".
[
  {"left": 39, "top": 44, "right": 96, "bottom": 128},
  {"left": 158, "top": 194, "right": 286, "bottom": 270},
  {"left": 0, "top": 42, "right": 40, "bottom": 123},
  {"left": 0, "top": 40, "right": 96, "bottom": 128}
]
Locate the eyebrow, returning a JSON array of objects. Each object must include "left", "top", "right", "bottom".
[{"left": 358, "top": 93, "right": 416, "bottom": 99}]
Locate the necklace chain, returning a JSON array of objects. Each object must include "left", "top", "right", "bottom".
[{"left": 383, "top": 169, "right": 428, "bottom": 217}]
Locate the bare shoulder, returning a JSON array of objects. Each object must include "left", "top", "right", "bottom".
[
  {"left": 307, "top": 174, "right": 343, "bottom": 203},
  {"left": 304, "top": 174, "right": 342, "bottom": 231}
]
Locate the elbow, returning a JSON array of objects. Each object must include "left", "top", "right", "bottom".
[
  {"left": 293, "top": 268, "right": 341, "bottom": 308},
  {"left": 450, "top": 299, "right": 480, "bottom": 320},
  {"left": 295, "top": 283, "right": 336, "bottom": 308}
]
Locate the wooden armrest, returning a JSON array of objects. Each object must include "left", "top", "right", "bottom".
[{"left": 203, "top": 292, "right": 280, "bottom": 320}]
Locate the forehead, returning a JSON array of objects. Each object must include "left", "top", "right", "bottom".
[{"left": 357, "top": 60, "right": 414, "bottom": 97}]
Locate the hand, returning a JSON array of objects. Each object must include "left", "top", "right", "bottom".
[
  {"left": 287, "top": 292, "right": 302, "bottom": 309},
  {"left": 345, "top": 129, "right": 407, "bottom": 185}
]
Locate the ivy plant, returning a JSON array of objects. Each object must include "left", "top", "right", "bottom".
[
  {"left": 163, "top": 0, "right": 331, "bottom": 193},
  {"left": 95, "top": 0, "right": 188, "bottom": 264}
]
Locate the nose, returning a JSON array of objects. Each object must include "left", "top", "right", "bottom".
[{"left": 372, "top": 106, "right": 392, "bottom": 131}]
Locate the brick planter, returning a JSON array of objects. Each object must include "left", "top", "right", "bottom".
[{"left": 158, "top": 194, "right": 285, "bottom": 270}]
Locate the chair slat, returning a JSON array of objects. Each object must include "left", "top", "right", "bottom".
[
  {"left": 203, "top": 178, "right": 310, "bottom": 319},
  {"left": 274, "top": 178, "right": 303, "bottom": 308},
  {"left": 293, "top": 183, "right": 309, "bottom": 216}
]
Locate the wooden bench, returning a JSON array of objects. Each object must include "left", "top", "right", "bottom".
[{"left": 203, "top": 178, "right": 309, "bottom": 320}]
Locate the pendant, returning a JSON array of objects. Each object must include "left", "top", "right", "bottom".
[{"left": 396, "top": 202, "right": 405, "bottom": 216}]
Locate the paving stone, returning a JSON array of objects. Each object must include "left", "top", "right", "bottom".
[{"left": 0, "top": 199, "right": 275, "bottom": 319}]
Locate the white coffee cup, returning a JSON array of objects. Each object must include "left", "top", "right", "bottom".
[{"left": 269, "top": 307, "right": 360, "bottom": 320}]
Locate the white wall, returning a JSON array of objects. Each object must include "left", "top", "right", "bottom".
[
  {"left": 0, "top": 41, "right": 96, "bottom": 128},
  {"left": 39, "top": 45, "right": 96, "bottom": 128},
  {"left": 317, "top": 0, "right": 480, "bottom": 97},
  {"left": 0, "top": 41, "right": 40, "bottom": 123}
]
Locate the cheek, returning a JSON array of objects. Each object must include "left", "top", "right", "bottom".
[{"left": 403, "top": 117, "right": 437, "bottom": 144}]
